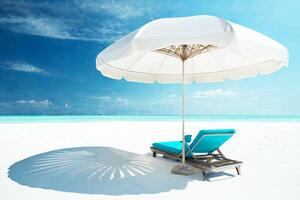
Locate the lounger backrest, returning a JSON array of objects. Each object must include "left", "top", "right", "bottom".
[{"left": 189, "top": 129, "right": 235, "bottom": 153}]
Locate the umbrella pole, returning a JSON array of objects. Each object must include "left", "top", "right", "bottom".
[
  {"left": 181, "top": 59, "right": 185, "bottom": 165},
  {"left": 171, "top": 45, "right": 194, "bottom": 175}
]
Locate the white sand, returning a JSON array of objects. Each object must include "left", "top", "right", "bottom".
[{"left": 1, "top": 121, "right": 300, "bottom": 200}]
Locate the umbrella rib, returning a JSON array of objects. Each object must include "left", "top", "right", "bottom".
[
  {"left": 155, "top": 45, "right": 183, "bottom": 60},
  {"left": 154, "top": 54, "right": 168, "bottom": 80},
  {"left": 187, "top": 44, "right": 216, "bottom": 59},
  {"left": 124, "top": 44, "right": 160, "bottom": 73},
  {"left": 228, "top": 46, "right": 253, "bottom": 64},
  {"left": 124, "top": 51, "right": 149, "bottom": 73},
  {"left": 154, "top": 44, "right": 217, "bottom": 61},
  {"left": 207, "top": 50, "right": 224, "bottom": 72}
]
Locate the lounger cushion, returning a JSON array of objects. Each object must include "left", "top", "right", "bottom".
[
  {"left": 152, "top": 141, "right": 192, "bottom": 157},
  {"left": 198, "top": 129, "right": 235, "bottom": 134},
  {"left": 152, "top": 129, "right": 236, "bottom": 157},
  {"left": 190, "top": 129, "right": 235, "bottom": 153}
]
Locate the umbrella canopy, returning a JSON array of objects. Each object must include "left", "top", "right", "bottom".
[
  {"left": 96, "top": 15, "right": 288, "bottom": 174},
  {"left": 96, "top": 15, "right": 288, "bottom": 84}
]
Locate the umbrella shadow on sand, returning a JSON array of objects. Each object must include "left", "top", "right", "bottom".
[
  {"left": 8, "top": 147, "right": 197, "bottom": 195},
  {"left": 8, "top": 146, "right": 221, "bottom": 195}
]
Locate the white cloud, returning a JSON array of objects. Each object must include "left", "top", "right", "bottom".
[
  {"left": 89, "top": 96, "right": 129, "bottom": 106},
  {"left": 4, "top": 61, "right": 48, "bottom": 74},
  {"left": 16, "top": 99, "right": 53, "bottom": 107},
  {"left": 0, "top": 16, "right": 96, "bottom": 41},
  {"left": 0, "top": 7, "right": 123, "bottom": 42},
  {"left": 75, "top": 0, "right": 145, "bottom": 20},
  {"left": 1, "top": 17, "right": 67, "bottom": 38},
  {"left": 88, "top": 96, "right": 112, "bottom": 101},
  {"left": 99, "top": 96, "right": 112, "bottom": 101},
  {"left": 115, "top": 97, "right": 129, "bottom": 106},
  {"left": 0, "top": 0, "right": 179, "bottom": 42},
  {"left": 193, "top": 89, "right": 237, "bottom": 99}
]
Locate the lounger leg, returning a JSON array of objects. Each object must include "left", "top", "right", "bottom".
[
  {"left": 202, "top": 171, "right": 207, "bottom": 181},
  {"left": 153, "top": 151, "right": 156, "bottom": 158},
  {"left": 236, "top": 166, "right": 241, "bottom": 175}
]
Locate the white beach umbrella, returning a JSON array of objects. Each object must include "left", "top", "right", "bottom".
[{"left": 96, "top": 15, "right": 288, "bottom": 174}]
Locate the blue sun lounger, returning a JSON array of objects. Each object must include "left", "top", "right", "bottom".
[{"left": 150, "top": 129, "right": 242, "bottom": 175}]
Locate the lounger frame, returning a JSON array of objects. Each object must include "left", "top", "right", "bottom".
[{"left": 150, "top": 147, "right": 242, "bottom": 175}]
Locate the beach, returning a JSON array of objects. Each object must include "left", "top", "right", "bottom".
[{"left": 1, "top": 120, "right": 300, "bottom": 200}]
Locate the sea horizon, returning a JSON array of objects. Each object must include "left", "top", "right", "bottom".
[{"left": 1, "top": 114, "right": 300, "bottom": 123}]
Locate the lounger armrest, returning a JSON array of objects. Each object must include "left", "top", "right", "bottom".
[{"left": 185, "top": 135, "right": 192, "bottom": 143}]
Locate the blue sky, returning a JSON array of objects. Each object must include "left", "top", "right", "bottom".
[{"left": 0, "top": 0, "right": 299, "bottom": 115}]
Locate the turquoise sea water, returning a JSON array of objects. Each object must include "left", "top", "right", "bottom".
[{"left": 1, "top": 115, "right": 300, "bottom": 123}]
